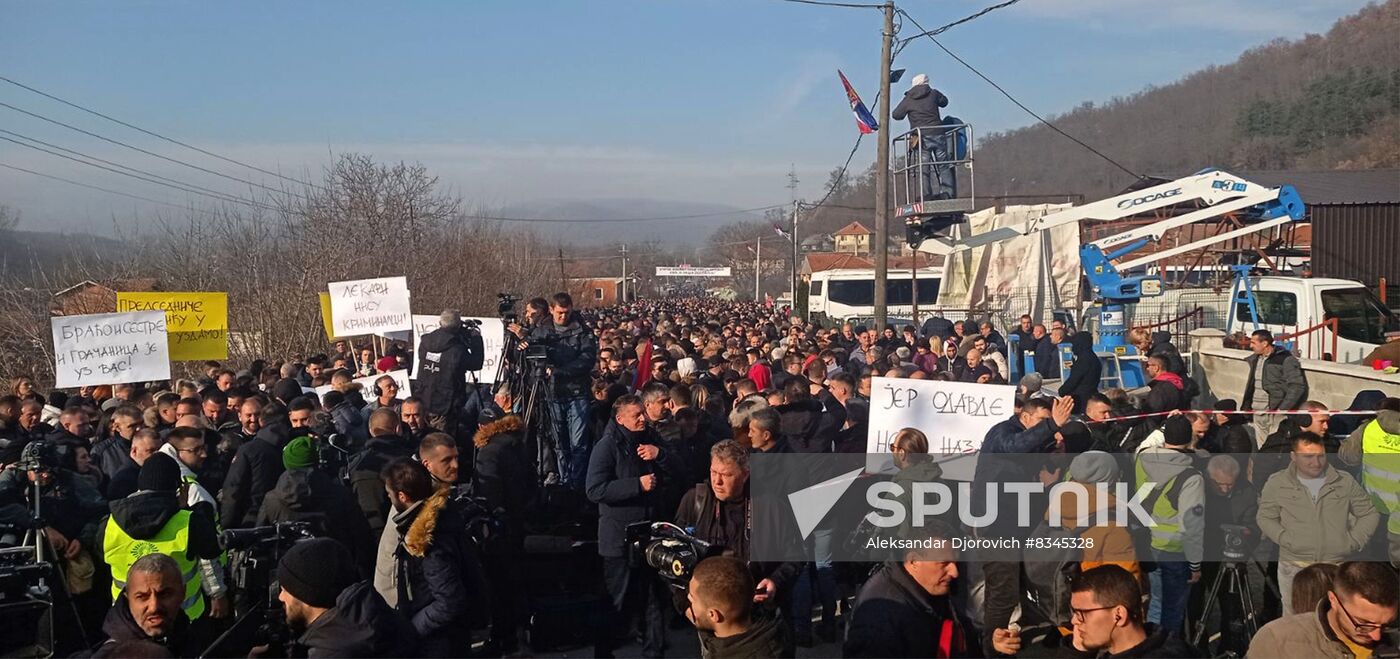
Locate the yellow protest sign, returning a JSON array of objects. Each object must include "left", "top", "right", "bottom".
[
  {"left": 319, "top": 292, "right": 341, "bottom": 341},
  {"left": 115, "top": 292, "right": 228, "bottom": 361}
]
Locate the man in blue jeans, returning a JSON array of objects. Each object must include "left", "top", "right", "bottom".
[
  {"left": 1135, "top": 415, "right": 1206, "bottom": 637},
  {"left": 892, "top": 73, "right": 954, "bottom": 201},
  {"left": 529, "top": 292, "right": 598, "bottom": 489}
]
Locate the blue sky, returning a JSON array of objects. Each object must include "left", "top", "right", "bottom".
[{"left": 0, "top": 0, "right": 1375, "bottom": 232}]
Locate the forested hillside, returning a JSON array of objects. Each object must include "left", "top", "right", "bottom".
[{"left": 762, "top": 0, "right": 1400, "bottom": 250}]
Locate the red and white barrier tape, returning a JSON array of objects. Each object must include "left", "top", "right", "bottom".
[{"left": 1103, "top": 408, "right": 1379, "bottom": 423}]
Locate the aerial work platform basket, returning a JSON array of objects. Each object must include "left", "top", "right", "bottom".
[{"left": 893, "top": 121, "right": 975, "bottom": 245}]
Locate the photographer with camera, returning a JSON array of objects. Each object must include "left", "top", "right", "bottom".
[
  {"left": 587, "top": 394, "right": 683, "bottom": 658},
  {"left": 1198, "top": 454, "right": 1260, "bottom": 655},
  {"left": 380, "top": 457, "right": 489, "bottom": 657},
  {"left": 529, "top": 293, "right": 598, "bottom": 490},
  {"left": 93, "top": 553, "right": 198, "bottom": 657},
  {"left": 416, "top": 310, "right": 484, "bottom": 438},
  {"left": 269, "top": 537, "right": 417, "bottom": 658},
  {"left": 98, "top": 453, "right": 222, "bottom": 626},
  {"left": 256, "top": 436, "right": 375, "bottom": 578}
]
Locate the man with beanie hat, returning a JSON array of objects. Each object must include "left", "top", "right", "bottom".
[
  {"left": 1133, "top": 414, "right": 1205, "bottom": 636},
  {"left": 99, "top": 453, "right": 224, "bottom": 623},
  {"left": 892, "top": 72, "right": 954, "bottom": 200},
  {"left": 257, "top": 435, "right": 375, "bottom": 577},
  {"left": 277, "top": 537, "right": 417, "bottom": 657}
]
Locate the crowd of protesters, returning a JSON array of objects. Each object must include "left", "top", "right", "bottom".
[{"left": 0, "top": 293, "right": 1396, "bottom": 659}]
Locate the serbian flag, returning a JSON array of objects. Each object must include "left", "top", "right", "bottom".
[{"left": 839, "top": 70, "right": 878, "bottom": 134}]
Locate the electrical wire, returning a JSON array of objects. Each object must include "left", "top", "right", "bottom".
[
  {"left": 897, "top": 9, "right": 1142, "bottom": 180},
  {"left": 0, "top": 100, "right": 309, "bottom": 200},
  {"left": 896, "top": 0, "right": 1022, "bottom": 51},
  {"left": 0, "top": 129, "right": 279, "bottom": 211},
  {"left": 0, "top": 161, "right": 235, "bottom": 217},
  {"left": 0, "top": 135, "right": 281, "bottom": 212},
  {"left": 778, "top": 0, "right": 884, "bottom": 8},
  {"left": 0, "top": 73, "right": 324, "bottom": 191},
  {"left": 459, "top": 204, "right": 787, "bottom": 224}
]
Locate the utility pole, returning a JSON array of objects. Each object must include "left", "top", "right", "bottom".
[
  {"left": 788, "top": 166, "right": 800, "bottom": 314},
  {"left": 754, "top": 235, "right": 762, "bottom": 301},
  {"left": 873, "top": 0, "right": 894, "bottom": 330},
  {"left": 557, "top": 248, "right": 566, "bottom": 294},
  {"left": 791, "top": 201, "right": 800, "bottom": 317},
  {"left": 620, "top": 243, "right": 629, "bottom": 303}
]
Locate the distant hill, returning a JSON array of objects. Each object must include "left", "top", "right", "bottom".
[
  {"left": 976, "top": 0, "right": 1400, "bottom": 199},
  {"left": 497, "top": 198, "right": 769, "bottom": 246},
  {"left": 0, "top": 229, "right": 124, "bottom": 283}
]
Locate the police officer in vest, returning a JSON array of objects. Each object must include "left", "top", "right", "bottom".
[
  {"left": 1340, "top": 396, "right": 1400, "bottom": 565},
  {"left": 98, "top": 453, "right": 223, "bottom": 623}
]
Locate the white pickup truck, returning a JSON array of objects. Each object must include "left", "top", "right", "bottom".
[{"left": 1119, "top": 275, "right": 1397, "bottom": 363}]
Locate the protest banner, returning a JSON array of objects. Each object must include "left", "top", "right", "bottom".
[
  {"left": 315, "top": 369, "right": 413, "bottom": 401},
  {"left": 51, "top": 311, "right": 171, "bottom": 388},
  {"left": 327, "top": 276, "right": 412, "bottom": 336},
  {"left": 409, "top": 315, "right": 504, "bottom": 383},
  {"left": 865, "top": 377, "right": 1016, "bottom": 479},
  {"left": 116, "top": 292, "right": 228, "bottom": 361}
]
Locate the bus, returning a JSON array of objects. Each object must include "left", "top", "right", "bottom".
[{"left": 808, "top": 267, "right": 944, "bottom": 325}]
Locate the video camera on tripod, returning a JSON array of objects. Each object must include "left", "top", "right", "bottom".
[{"left": 201, "top": 522, "right": 316, "bottom": 657}]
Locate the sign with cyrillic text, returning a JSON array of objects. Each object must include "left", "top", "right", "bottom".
[
  {"left": 409, "top": 315, "right": 504, "bottom": 383},
  {"left": 116, "top": 292, "right": 228, "bottom": 361},
  {"left": 52, "top": 311, "right": 171, "bottom": 388},
  {"left": 315, "top": 369, "right": 413, "bottom": 401},
  {"left": 328, "top": 277, "right": 412, "bottom": 335},
  {"left": 866, "top": 377, "right": 1015, "bottom": 478}
]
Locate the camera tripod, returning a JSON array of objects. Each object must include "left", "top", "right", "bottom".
[
  {"left": 1189, "top": 560, "right": 1258, "bottom": 654},
  {"left": 495, "top": 325, "right": 560, "bottom": 486}
]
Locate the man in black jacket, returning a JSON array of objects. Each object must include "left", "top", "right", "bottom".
[
  {"left": 219, "top": 402, "right": 290, "bottom": 528},
  {"left": 845, "top": 522, "right": 995, "bottom": 658},
  {"left": 381, "top": 457, "right": 488, "bottom": 657},
  {"left": 277, "top": 537, "right": 417, "bottom": 658},
  {"left": 586, "top": 395, "right": 683, "bottom": 658},
  {"left": 348, "top": 408, "right": 416, "bottom": 539},
  {"left": 91, "top": 405, "right": 144, "bottom": 480},
  {"left": 530, "top": 292, "right": 598, "bottom": 489},
  {"left": 891, "top": 73, "right": 954, "bottom": 200},
  {"left": 258, "top": 436, "right": 375, "bottom": 578},
  {"left": 416, "top": 310, "right": 483, "bottom": 438},
  {"left": 94, "top": 554, "right": 197, "bottom": 657},
  {"left": 472, "top": 385, "right": 534, "bottom": 655}
]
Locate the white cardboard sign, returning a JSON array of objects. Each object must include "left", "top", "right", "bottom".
[
  {"left": 328, "top": 276, "right": 412, "bottom": 336},
  {"left": 410, "top": 315, "right": 505, "bottom": 384},
  {"left": 865, "top": 377, "right": 1016, "bottom": 478},
  {"left": 52, "top": 311, "right": 172, "bottom": 388}
]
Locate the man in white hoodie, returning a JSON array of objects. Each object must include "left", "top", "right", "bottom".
[{"left": 158, "top": 424, "right": 232, "bottom": 618}]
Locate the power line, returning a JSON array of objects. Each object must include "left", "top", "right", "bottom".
[
  {"left": 0, "top": 135, "right": 280, "bottom": 212},
  {"left": 802, "top": 133, "right": 864, "bottom": 213},
  {"left": 778, "top": 0, "right": 884, "bottom": 8},
  {"left": 896, "top": 0, "right": 1022, "bottom": 49},
  {"left": 897, "top": 9, "right": 1142, "bottom": 180},
  {"left": 0, "top": 73, "right": 324, "bottom": 191},
  {"left": 0, "top": 100, "right": 309, "bottom": 200},
  {"left": 460, "top": 204, "right": 787, "bottom": 224},
  {"left": 0, "top": 129, "right": 278, "bottom": 211},
  {"left": 0, "top": 161, "right": 235, "bottom": 218}
]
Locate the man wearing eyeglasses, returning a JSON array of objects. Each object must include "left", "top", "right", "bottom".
[
  {"left": 1257, "top": 431, "right": 1379, "bottom": 614},
  {"left": 1067, "top": 565, "right": 1195, "bottom": 658},
  {"left": 1250, "top": 560, "right": 1398, "bottom": 658}
]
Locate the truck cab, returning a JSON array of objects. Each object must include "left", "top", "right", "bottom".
[{"left": 1232, "top": 276, "right": 1398, "bottom": 363}]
